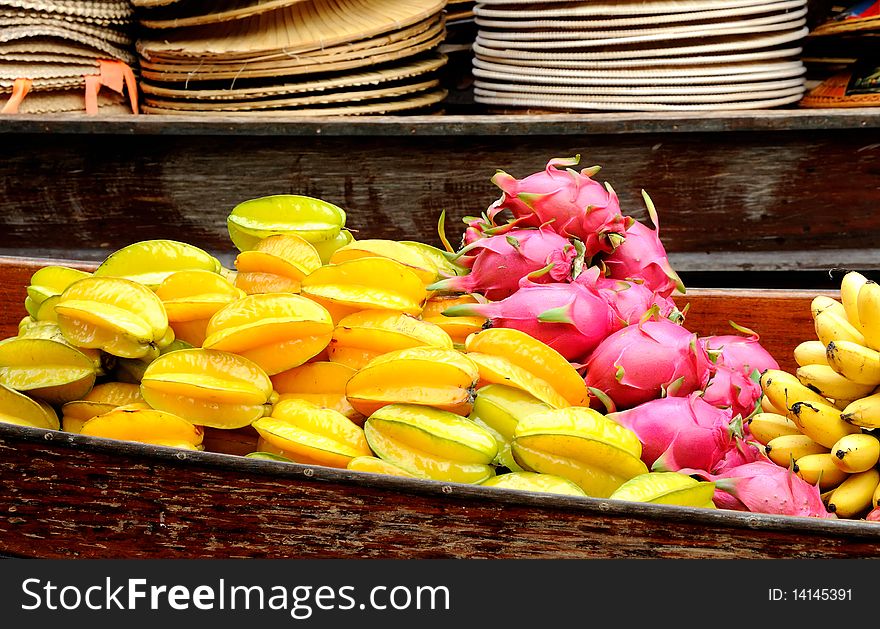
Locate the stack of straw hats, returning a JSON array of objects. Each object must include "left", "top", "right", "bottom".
[
  {"left": 0, "top": 0, "right": 139, "bottom": 114},
  {"left": 800, "top": 0, "right": 880, "bottom": 108},
  {"left": 132, "top": 0, "right": 450, "bottom": 116},
  {"left": 472, "top": 0, "right": 811, "bottom": 112}
]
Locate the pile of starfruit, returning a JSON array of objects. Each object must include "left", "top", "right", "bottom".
[{"left": 0, "top": 193, "right": 714, "bottom": 507}]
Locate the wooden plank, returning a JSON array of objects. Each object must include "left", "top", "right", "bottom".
[
  {"left": 1, "top": 423, "right": 878, "bottom": 560},
  {"left": 1, "top": 119, "right": 879, "bottom": 273}
]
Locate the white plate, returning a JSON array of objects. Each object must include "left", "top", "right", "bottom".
[
  {"left": 472, "top": 55, "right": 803, "bottom": 75},
  {"left": 474, "top": 0, "right": 806, "bottom": 28},
  {"left": 473, "top": 91, "right": 805, "bottom": 111},
  {"left": 473, "top": 76, "right": 805, "bottom": 95},
  {"left": 474, "top": 0, "right": 791, "bottom": 15},
  {"left": 475, "top": 16, "right": 808, "bottom": 48},
  {"left": 472, "top": 26, "right": 809, "bottom": 60},
  {"left": 476, "top": 7, "right": 807, "bottom": 41},
  {"left": 471, "top": 62, "right": 806, "bottom": 85}
]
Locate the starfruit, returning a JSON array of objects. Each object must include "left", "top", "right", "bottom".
[
  {"left": 55, "top": 275, "right": 171, "bottom": 359},
  {"left": 300, "top": 257, "right": 427, "bottom": 321},
  {"left": 246, "top": 450, "right": 296, "bottom": 463},
  {"left": 80, "top": 405, "right": 203, "bottom": 450},
  {"left": 0, "top": 337, "right": 97, "bottom": 405},
  {"left": 252, "top": 398, "right": 371, "bottom": 468},
  {"left": 312, "top": 230, "right": 354, "bottom": 265},
  {"left": 93, "top": 239, "right": 223, "bottom": 289},
  {"left": 112, "top": 339, "right": 193, "bottom": 384},
  {"left": 468, "top": 383, "right": 552, "bottom": 471},
  {"left": 481, "top": 471, "right": 587, "bottom": 497},
  {"left": 363, "top": 403, "right": 497, "bottom": 484},
  {"left": 227, "top": 194, "right": 346, "bottom": 252},
  {"left": 327, "top": 309, "right": 453, "bottom": 370},
  {"left": 345, "top": 346, "right": 480, "bottom": 417},
  {"left": 512, "top": 406, "right": 649, "bottom": 498},
  {"left": 155, "top": 269, "right": 245, "bottom": 346},
  {"left": 203, "top": 293, "right": 333, "bottom": 375},
  {"left": 0, "top": 382, "right": 60, "bottom": 430},
  {"left": 609, "top": 472, "right": 717, "bottom": 509},
  {"left": 420, "top": 294, "right": 486, "bottom": 346},
  {"left": 25, "top": 265, "right": 91, "bottom": 319},
  {"left": 346, "top": 455, "right": 417, "bottom": 478},
  {"left": 465, "top": 328, "right": 588, "bottom": 406},
  {"left": 140, "top": 348, "right": 274, "bottom": 429},
  {"left": 15, "top": 319, "right": 103, "bottom": 373},
  {"left": 464, "top": 352, "right": 570, "bottom": 410},
  {"left": 270, "top": 361, "right": 362, "bottom": 424},
  {"left": 234, "top": 233, "right": 322, "bottom": 295},
  {"left": 399, "top": 241, "right": 468, "bottom": 279},
  {"left": 329, "top": 239, "right": 439, "bottom": 285},
  {"left": 61, "top": 382, "right": 144, "bottom": 433}
]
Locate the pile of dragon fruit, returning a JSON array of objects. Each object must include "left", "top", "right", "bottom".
[{"left": 436, "top": 156, "right": 832, "bottom": 519}]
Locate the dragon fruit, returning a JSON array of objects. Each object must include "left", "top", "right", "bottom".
[
  {"left": 608, "top": 392, "right": 747, "bottom": 473},
  {"left": 584, "top": 317, "right": 713, "bottom": 410},
  {"left": 700, "top": 325, "right": 780, "bottom": 420},
  {"left": 601, "top": 191, "right": 684, "bottom": 299},
  {"left": 576, "top": 266, "right": 681, "bottom": 326},
  {"left": 488, "top": 155, "right": 628, "bottom": 259},
  {"left": 686, "top": 460, "right": 834, "bottom": 518},
  {"left": 441, "top": 279, "right": 620, "bottom": 362},
  {"left": 428, "top": 225, "right": 581, "bottom": 301}
]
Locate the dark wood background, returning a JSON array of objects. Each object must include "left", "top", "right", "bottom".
[{"left": 2, "top": 110, "right": 879, "bottom": 289}]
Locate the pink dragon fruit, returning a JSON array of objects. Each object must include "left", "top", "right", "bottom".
[
  {"left": 441, "top": 279, "right": 620, "bottom": 362},
  {"left": 575, "top": 266, "right": 682, "bottom": 326},
  {"left": 584, "top": 317, "right": 714, "bottom": 410},
  {"left": 686, "top": 460, "right": 834, "bottom": 518},
  {"left": 700, "top": 324, "right": 780, "bottom": 419},
  {"left": 488, "top": 155, "right": 628, "bottom": 258},
  {"left": 601, "top": 191, "right": 684, "bottom": 299},
  {"left": 428, "top": 225, "right": 581, "bottom": 301},
  {"left": 608, "top": 392, "right": 747, "bottom": 473}
]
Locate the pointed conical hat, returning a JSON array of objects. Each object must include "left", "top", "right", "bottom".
[
  {"left": 136, "top": 0, "right": 445, "bottom": 60},
  {"left": 0, "top": 16, "right": 134, "bottom": 45},
  {"left": 0, "top": 25, "right": 137, "bottom": 63},
  {"left": 137, "top": 0, "right": 314, "bottom": 30},
  {"left": 0, "top": 0, "right": 133, "bottom": 19}
]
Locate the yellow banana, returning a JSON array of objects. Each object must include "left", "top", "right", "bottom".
[
  {"left": 747, "top": 411, "right": 801, "bottom": 445},
  {"left": 840, "top": 392, "right": 880, "bottom": 430},
  {"left": 825, "top": 339, "right": 880, "bottom": 386},
  {"left": 764, "top": 433, "right": 828, "bottom": 468},
  {"left": 814, "top": 308, "right": 867, "bottom": 348},
  {"left": 760, "top": 395, "right": 788, "bottom": 416},
  {"left": 759, "top": 369, "right": 829, "bottom": 416},
  {"left": 794, "top": 453, "right": 850, "bottom": 491},
  {"left": 810, "top": 295, "right": 846, "bottom": 321},
  {"left": 796, "top": 364, "right": 876, "bottom": 401},
  {"left": 831, "top": 432, "right": 880, "bottom": 474},
  {"left": 794, "top": 340, "right": 829, "bottom": 367},
  {"left": 857, "top": 280, "right": 880, "bottom": 351},
  {"left": 840, "top": 271, "right": 869, "bottom": 329},
  {"left": 874, "top": 477, "right": 880, "bottom": 508},
  {"left": 826, "top": 468, "right": 880, "bottom": 519},
  {"left": 788, "top": 399, "right": 861, "bottom": 448}
]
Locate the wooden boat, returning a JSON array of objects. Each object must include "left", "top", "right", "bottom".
[{"left": 3, "top": 254, "right": 877, "bottom": 560}]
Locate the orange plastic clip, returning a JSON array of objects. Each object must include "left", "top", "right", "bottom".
[
  {"left": 84, "top": 60, "right": 139, "bottom": 115},
  {"left": 1, "top": 78, "right": 32, "bottom": 114}
]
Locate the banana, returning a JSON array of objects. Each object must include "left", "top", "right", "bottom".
[
  {"left": 857, "top": 280, "right": 880, "bottom": 351},
  {"left": 840, "top": 392, "right": 880, "bottom": 430},
  {"left": 826, "top": 468, "right": 880, "bottom": 519},
  {"left": 795, "top": 364, "right": 876, "bottom": 401},
  {"left": 747, "top": 411, "right": 801, "bottom": 445},
  {"left": 825, "top": 340, "right": 880, "bottom": 385},
  {"left": 794, "top": 340, "right": 829, "bottom": 367},
  {"left": 840, "top": 271, "right": 870, "bottom": 330},
  {"left": 760, "top": 369, "right": 829, "bottom": 416},
  {"left": 810, "top": 295, "right": 846, "bottom": 321},
  {"left": 794, "top": 453, "right": 850, "bottom": 491},
  {"left": 764, "top": 433, "right": 828, "bottom": 468},
  {"left": 814, "top": 308, "right": 867, "bottom": 348},
  {"left": 874, "top": 477, "right": 880, "bottom": 509},
  {"left": 831, "top": 432, "right": 880, "bottom": 474},
  {"left": 788, "top": 399, "right": 861, "bottom": 448},
  {"left": 760, "top": 395, "right": 788, "bottom": 416}
]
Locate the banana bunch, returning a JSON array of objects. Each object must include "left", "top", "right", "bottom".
[{"left": 756, "top": 271, "right": 880, "bottom": 519}]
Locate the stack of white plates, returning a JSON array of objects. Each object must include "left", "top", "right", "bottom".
[
  {"left": 133, "top": 0, "right": 449, "bottom": 116},
  {"left": 472, "top": 0, "right": 810, "bottom": 111}
]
